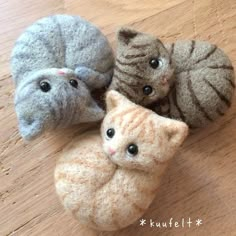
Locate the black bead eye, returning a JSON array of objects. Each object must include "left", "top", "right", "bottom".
[
  {"left": 149, "top": 58, "right": 160, "bottom": 69},
  {"left": 143, "top": 85, "right": 153, "bottom": 96},
  {"left": 69, "top": 79, "right": 78, "bottom": 88},
  {"left": 106, "top": 128, "right": 115, "bottom": 139},
  {"left": 127, "top": 144, "right": 138, "bottom": 156},
  {"left": 40, "top": 81, "right": 51, "bottom": 92}
]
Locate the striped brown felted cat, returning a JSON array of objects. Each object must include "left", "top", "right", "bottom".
[
  {"left": 109, "top": 27, "right": 235, "bottom": 128},
  {"left": 11, "top": 15, "right": 114, "bottom": 140},
  {"left": 109, "top": 28, "right": 175, "bottom": 105},
  {"left": 54, "top": 90, "right": 188, "bottom": 231}
]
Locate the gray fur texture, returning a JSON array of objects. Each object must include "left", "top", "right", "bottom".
[
  {"left": 109, "top": 27, "right": 235, "bottom": 129},
  {"left": 14, "top": 68, "right": 105, "bottom": 140},
  {"left": 11, "top": 15, "right": 114, "bottom": 140}
]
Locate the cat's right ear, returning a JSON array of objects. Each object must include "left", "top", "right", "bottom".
[
  {"left": 117, "top": 27, "right": 139, "bottom": 46},
  {"left": 106, "top": 90, "right": 133, "bottom": 111},
  {"left": 162, "top": 119, "right": 189, "bottom": 153}
]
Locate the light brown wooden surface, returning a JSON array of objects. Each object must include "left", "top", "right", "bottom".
[{"left": 0, "top": 0, "right": 236, "bottom": 235}]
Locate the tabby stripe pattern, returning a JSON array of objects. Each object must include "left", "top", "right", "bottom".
[
  {"left": 113, "top": 72, "right": 139, "bottom": 87},
  {"left": 112, "top": 78, "right": 134, "bottom": 99},
  {"left": 208, "top": 65, "right": 234, "bottom": 70},
  {"left": 115, "top": 64, "right": 145, "bottom": 80},
  {"left": 14, "top": 66, "right": 32, "bottom": 82},
  {"left": 172, "top": 87, "right": 186, "bottom": 122},
  {"left": 113, "top": 75, "right": 132, "bottom": 89},
  {"left": 195, "top": 45, "right": 217, "bottom": 64},
  {"left": 116, "top": 57, "right": 145, "bottom": 73},
  {"left": 145, "top": 119, "right": 156, "bottom": 144},
  {"left": 110, "top": 107, "right": 138, "bottom": 122},
  {"left": 187, "top": 78, "right": 213, "bottom": 121},
  {"left": 169, "top": 43, "right": 175, "bottom": 57},
  {"left": 25, "top": 30, "right": 58, "bottom": 59},
  {"left": 125, "top": 110, "right": 151, "bottom": 133},
  {"left": 51, "top": 16, "right": 66, "bottom": 66},
  {"left": 116, "top": 57, "right": 138, "bottom": 66},
  {"left": 224, "top": 76, "right": 235, "bottom": 88},
  {"left": 203, "top": 78, "right": 231, "bottom": 107},
  {"left": 131, "top": 43, "right": 151, "bottom": 49},
  {"left": 120, "top": 109, "right": 143, "bottom": 132},
  {"left": 124, "top": 53, "right": 147, "bottom": 59},
  {"left": 169, "top": 43, "right": 175, "bottom": 65},
  {"left": 189, "top": 40, "right": 195, "bottom": 57}
]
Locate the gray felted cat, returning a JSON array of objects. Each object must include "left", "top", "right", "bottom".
[
  {"left": 109, "top": 27, "right": 235, "bottom": 128},
  {"left": 11, "top": 15, "right": 114, "bottom": 140}
]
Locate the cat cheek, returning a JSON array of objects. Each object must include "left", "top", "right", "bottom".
[{"left": 102, "top": 143, "right": 109, "bottom": 155}]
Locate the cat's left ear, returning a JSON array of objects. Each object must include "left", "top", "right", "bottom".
[
  {"left": 79, "top": 99, "right": 105, "bottom": 122},
  {"left": 106, "top": 90, "right": 133, "bottom": 111},
  {"left": 117, "top": 27, "right": 140, "bottom": 46}
]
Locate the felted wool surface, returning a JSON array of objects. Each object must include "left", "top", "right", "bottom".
[
  {"left": 11, "top": 15, "right": 114, "bottom": 140},
  {"left": 109, "top": 27, "right": 235, "bottom": 128},
  {"left": 109, "top": 27, "right": 175, "bottom": 105},
  {"left": 54, "top": 90, "right": 188, "bottom": 231},
  {"left": 15, "top": 68, "right": 105, "bottom": 140}
]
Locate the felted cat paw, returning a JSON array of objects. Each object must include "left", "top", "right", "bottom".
[{"left": 75, "top": 66, "right": 112, "bottom": 90}]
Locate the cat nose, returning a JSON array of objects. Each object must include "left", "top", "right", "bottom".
[
  {"left": 109, "top": 147, "right": 116, "bottom": 155},
  {"left": 161, "top": 77, "right": 168, "bottom": 85}
]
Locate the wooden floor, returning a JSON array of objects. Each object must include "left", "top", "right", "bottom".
[{"left": 0, "top": 0, "right": 236, "bottom": 235}]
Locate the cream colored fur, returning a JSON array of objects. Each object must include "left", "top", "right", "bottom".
[{"left": 54, "top": 90, "right": 188, "bottom": 231}]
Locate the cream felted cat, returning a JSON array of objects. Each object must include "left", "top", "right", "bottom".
[
  {"left": 54, "top": 90, "right": 188, "bottom": 231},
  {"left": 109, "top": 27, "right": 235, "bottom": 128}
]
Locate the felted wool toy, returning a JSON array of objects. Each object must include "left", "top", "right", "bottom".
[
  {"left": 109, "top": 27, "right": 235, "bottom": 128},
  {"left": 54, "top": 90, "right": 188, "bottom": 231},
  {"left": 11, "top": 15, "right": 114, "bottom": 140}
]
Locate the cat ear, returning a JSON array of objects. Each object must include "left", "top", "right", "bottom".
[
  {"left": 117, "top": 27, "right": 139, "bottom": 45},
  {"left": 79, "top": 100, "right": 105, "bottom": 123},
  {"left": 163, "top": 119, "right": 189, "bottom": 149},
  {"left": 106, "top": 90, "right": 132, "bottom": 111}
]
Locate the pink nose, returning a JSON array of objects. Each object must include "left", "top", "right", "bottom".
[
  {"left": 161, "top": 77, "right": 168, "bottom": 85},
  {"left": 109, "top": 147, "right": 116, "bottom": 155}
]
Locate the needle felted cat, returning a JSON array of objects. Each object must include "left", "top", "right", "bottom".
[
  {"left": 54, "top": 90, "right": 188, "bottom": 231},
  {"left": 11, "top": 15, "right": 114, "bottom": 140},
  {"left": 109, "top": 28, "right": 175, "bottom": 105},
  {"left": 15, "top": 68, "right": 105, "bottom": 140},
  {"left": 109, "top": 27, "right": 235, "bottom": 128}
]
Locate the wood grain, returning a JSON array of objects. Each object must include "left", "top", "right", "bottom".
[{"left": 0, "top": 0, "right": 235, "bottom": 235}]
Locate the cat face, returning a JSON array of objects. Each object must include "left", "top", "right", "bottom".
[
  {"left": 101, "top": 91, "right": 188, "bottom": 172},
  {"left": 15, "top": 68, "right": 104, "bottom": 140},
  {"left": 112, "top": 27, "right": 175, "bottom": 106}
]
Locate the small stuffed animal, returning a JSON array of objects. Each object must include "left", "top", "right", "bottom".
[
  {"left": 109, "top": 27, "right": 175, "bottom": 105},
  {"left": 109, "top": 27, "right": 235, "bottom": 128},
  {"left": 54, "top": 90, "right": 188, "bottom": 231},
  {"left": 11, "top": 15, "right": 114, "bottom": 140},
  {"left": 14, "top": 68, "right": 105, "bottom": 140}
]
